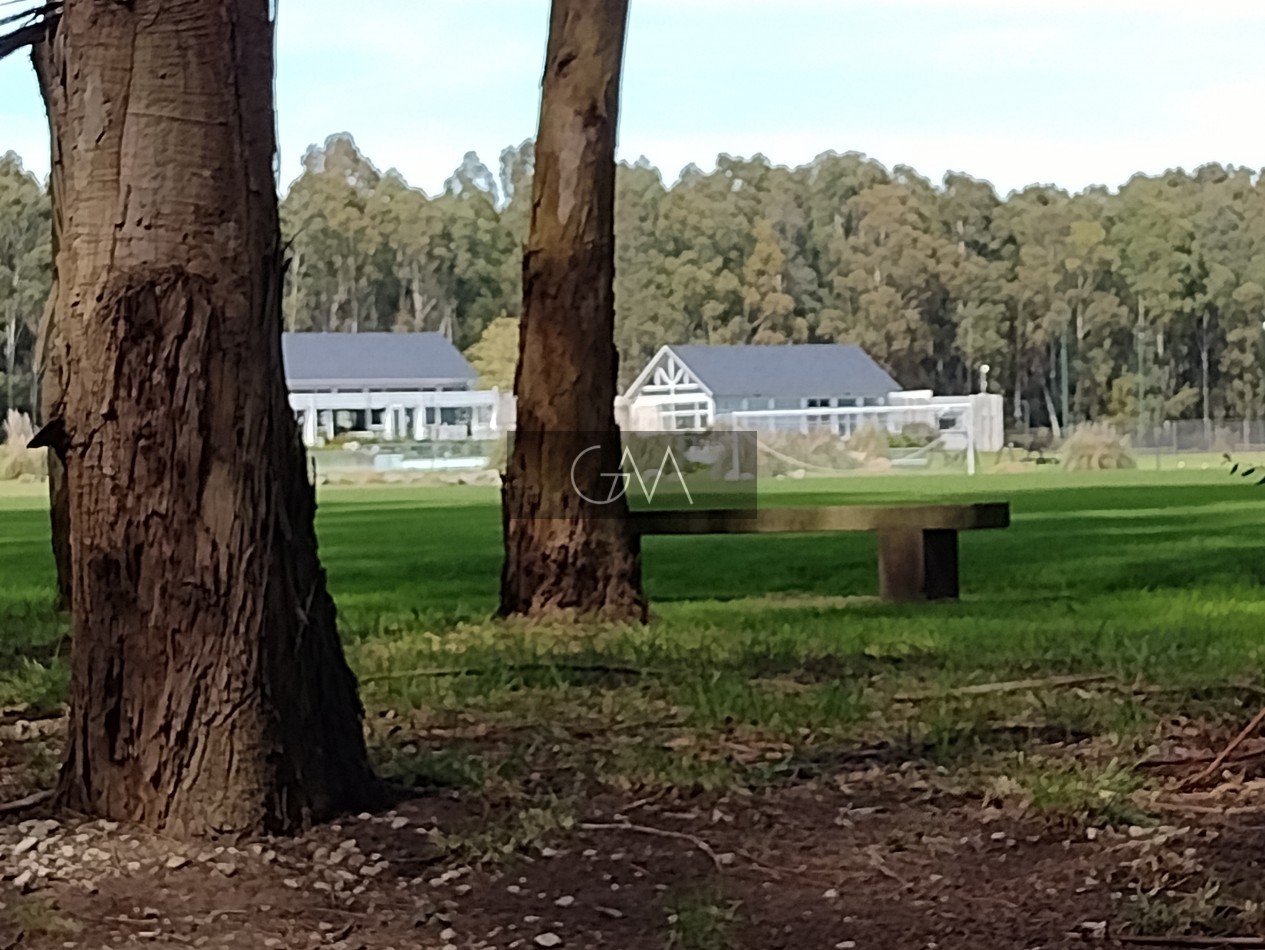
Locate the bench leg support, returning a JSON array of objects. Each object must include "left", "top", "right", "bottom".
[
  {"left": 878, "top": 528, "right": 960, "bottom": 602},
  {"left": 922, "top": 528, "right": 960, "bottom": 601}
]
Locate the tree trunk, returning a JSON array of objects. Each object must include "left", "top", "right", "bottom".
[
  {"left": 500, "top": 0, "right": 646, "bottom": 621},
  {"left": 286, "top": 249, "right": 301, "bottom": 332},
  {"left": 4, "top": 300, "right": 14, "bottom": 412},
  {"left": 1043, "top": 383, "right": 1062, "bottom": 441},
  {"left": 1200, "top": 309, "right": 1211, "bottom": 438},
  {"left": 30, "top": 47, "right": 73, "bottom": 612},
  {"left": 35, "top": 0, "right": 373, "bottom": 836},
  {"left": 1012, "top": 301, "right": 1025, "bottom": 425},
  {"left": 1059, "top": 324, "right": 1070, "bottom": 431}
]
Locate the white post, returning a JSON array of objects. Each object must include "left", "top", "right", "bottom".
[
  {"left": 303, "top": 405, "right": 318, "bottom": 447},
  {"left": 383, "top": 405, "right": 397, "bottom": 441},
  {"left": 966, "top": 403, "right": 977, "bottom": 476}
]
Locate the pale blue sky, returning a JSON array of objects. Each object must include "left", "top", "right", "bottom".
[{"left": 2, "top": 0, "right": 1264, "bottom": 196}]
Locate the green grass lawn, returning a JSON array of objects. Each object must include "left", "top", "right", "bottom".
[
  {"left": 4, "top": 469, "right": 1264, "bottom": 939},
  {"left": 3, "top": 467, "right": 1264, "bottom": 712},
  {"left": 5, "top": 466, "right": 1265, "bottom": 879}
]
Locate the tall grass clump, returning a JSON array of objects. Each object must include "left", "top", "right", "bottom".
[
  {"left": 755, "top": 431, "right": 861, "bottom": 478},
  {"left": 845, "top": 423, "right": 889, "bottom": 461},
  {"left": 1061, "top": 423, "right": 1135, "bottom": 471},
  {"left": 0, "top": 410, "right": 47, "bottom": 481}
]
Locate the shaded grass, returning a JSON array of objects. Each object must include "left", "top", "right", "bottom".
[
  {"left": 430, "top": 798, "right": 577, "bottom": 865},
  {"left": 984, "top": 755, "right": 1148, "bottom": 828},
  {"left": 665, "top": 889, "right": 738, "bottom": 950},
  {"left": 2, "top": 469, "right": 1265, "bottom": 801},
  {"left": 1, "top": 896, "right": 82, "bottom": 938}
]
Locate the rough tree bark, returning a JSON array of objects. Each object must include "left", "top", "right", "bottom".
[
  {"left": 499, "top": 0, "right": 646, "bottom": 621},
  {"left": 29, "top": 72, "right": 73, "bottom": 613},
  {"left": 34, "top": 0, "right": 373, "bottom": 836}
]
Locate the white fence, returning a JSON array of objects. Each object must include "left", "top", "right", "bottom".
[{"left": 290, "top": 389, "right": 513, "bottom": 446}]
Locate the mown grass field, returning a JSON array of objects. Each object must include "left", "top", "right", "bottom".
[
  {"left": 3, "top": 467, "right": 1264, "bottom": 741},
  {"left": 5, "top": 468, "right": 1265, "bottom": 945}
]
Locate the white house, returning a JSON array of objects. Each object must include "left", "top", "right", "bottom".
[
  {"left": 283, "top": 332, "right": 505, "bottom": 446},
  {"left": 621, "top": 342, "right": 1004, "bottom": 458},
  {"left": 622, "top": 343, "right": 902, "bottom": 431}
]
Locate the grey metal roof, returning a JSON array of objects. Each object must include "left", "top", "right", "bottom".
[
  {"left": 282, "top": 333, "right": 477, "bottom": 389},
  {"left": 670, "top": 344, "right": 901, "bottom": 399}
]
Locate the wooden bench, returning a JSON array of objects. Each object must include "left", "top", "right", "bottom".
[{"left": 630, "top": 503, "right": 1010, "bottom": 602}]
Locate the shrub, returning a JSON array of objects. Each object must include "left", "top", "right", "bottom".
[
  {"left": 485, "top": 433, "right": 509, "bottom": 474},
  {"left": 1061, "top": 423, "right": 1136, "bottom": 471},
  {"left": 0, "top": 410, "right": 47, "bottom": 481},
  {"left": 755, "top": 431, "right": 861, "bottom": 478},
  {"left": 892, "top": 422, "right": 938, "bottom": 448},
  {"left": 845, "top": 423, "right": 889, "bottom": 460}
]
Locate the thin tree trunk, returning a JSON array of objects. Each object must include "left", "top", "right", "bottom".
[
  {"left": 4, "top": 307, "right": 14, "bottom": 412},
  {"left": 1012, "top": 301, "right": 1025, "bottom": 425},
  {"left": 287, "top": 248, "right": 301, "bottom": 331},
  {"left": 1043, "top": 383, "right": 1062, "bottom": 441},
  {"left": 1059, "top": 324, "right": 1070, "bottom": 431},
  {"left": 1201, "top": 309, "right": 1211, "bottom": 438},
  {"left": 35, "top": 0, "right": 373, "bottom": 836},
  {"left": 500, "top": 0, "right": 646, "bottom": 621}
]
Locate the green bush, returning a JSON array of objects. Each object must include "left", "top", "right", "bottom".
[
  {"left": 890, "top": 422, "right": 938, "bottom": 449},
  {"left": 1061, "top": 423, "right": 1136, "bottom": 471}
]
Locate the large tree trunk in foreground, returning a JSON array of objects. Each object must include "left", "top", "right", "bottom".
[
  {"left": 36, "top": 1, "right": 373, "bottom": 836},
  {"left": 30, "top": 78, "right": 72, "bottom": 613},
  {"left": 500, "top": 0, "right": 646, "bottom": 621}
]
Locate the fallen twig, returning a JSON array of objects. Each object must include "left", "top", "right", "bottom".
[
  {"left": 1140, "top": 748, "right": 1265, "bottom": 770},
  {"left": 1117, "top": 936, "right": 1265, "bottom": 948},
  {"left": 0, "top": 789, "right": 54, "bottom": 815},
  {"left": 894, "top": 673, "right": 1111, "bottom": 702},
  {"left": 361, "top": 663, "right": 649, "bottom": 684},
  {"left": 1145, "top": 800, "right": 1265, "bottom": 817},
  {"left": 731, "top": 847, "right": 831, "bottom": 882},
  {"left": 0, "top": 705, "right": 65, "bottom": 727},
  {"left": 1177, "top": 705, "right": 1265, "bottom": 792},
  {"left": 614, "top": 791, "right": 667, "bottom": 817},
  {"left": 579, "top": 821, "right": 724, "bottom": 872},
  {"left": 864, "top": 844, "right": 908, "bottom": 886}
]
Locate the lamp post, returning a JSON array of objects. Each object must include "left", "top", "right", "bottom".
[{"left": 978, "top": 363, "right": 991, "bottom": 395}]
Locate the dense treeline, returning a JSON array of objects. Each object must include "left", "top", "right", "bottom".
[{"left": 4, "top": 134, "right": 1265, "bottom": 430}]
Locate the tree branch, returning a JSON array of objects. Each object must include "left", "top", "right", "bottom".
[
  {"left": 1177, "top": 704, "right": 1265, "bottom": 792},
  {"left": 359, "top": 662, "right": 649, "bottom": 684},
  {"left": 0, "top": 789, "right": 53, "bottom": 816},
  {"left": 0, "top": 20, "right": 43, "bottom": 60},
  {"left": 579, "top": 821, "right": 726, "bottom": 872}
]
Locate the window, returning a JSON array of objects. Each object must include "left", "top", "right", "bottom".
[
  {"left": 806, "top": 397, "right": 832, "bottom": 431},
  {"left": 661, "top": 398, "right": 709, "bottom": 432}
]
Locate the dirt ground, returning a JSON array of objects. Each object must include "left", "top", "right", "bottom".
[{"left": 6, "top": 742, "right": 1264, "bottom": 950}]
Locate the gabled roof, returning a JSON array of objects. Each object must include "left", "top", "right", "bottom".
[
  {"left": 666, "top": 344, "right": 900, "bottom": 399},
  {"left": 282, "top": 333, "right": 476, "bottom": 389}
]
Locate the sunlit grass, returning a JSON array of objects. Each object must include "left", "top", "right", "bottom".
[{"left": 2, "top": 469, "right": 1264, "bottom": 776}]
